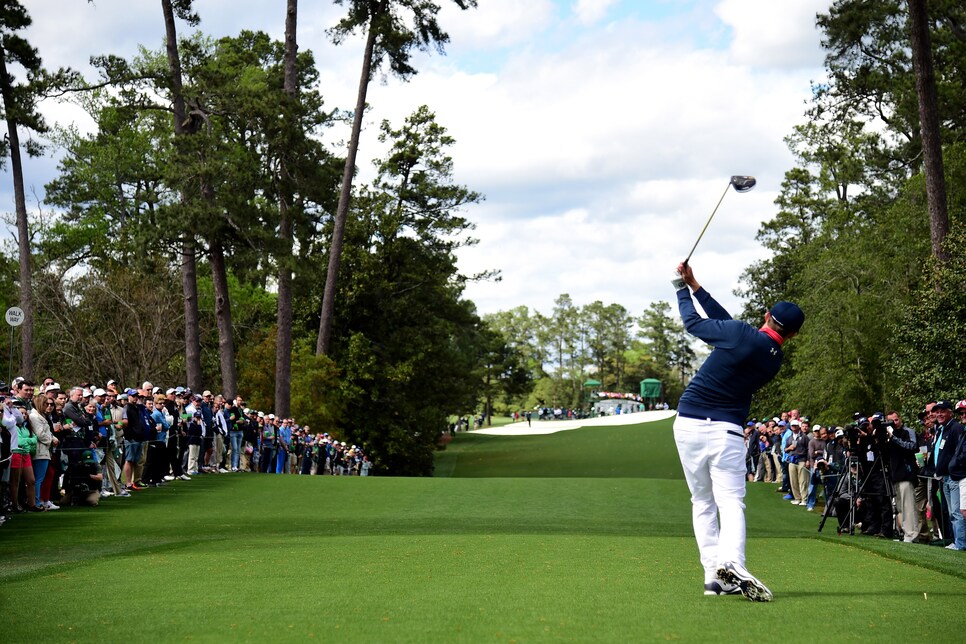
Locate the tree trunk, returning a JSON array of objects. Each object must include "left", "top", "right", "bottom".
[
  {"left": 274, "top": 0, "right": 298, "bottom": 416},
  {"left": 908, "top": 0, "right": 949, "bottom": 262},
  {"left": 162, "top": 0, "right": 204, "bottom": 387},
  {"left": 181, "top": 235, "right": 203, "bottom": 390},
  {"left": 210, "top": 236, "right": 237, "bottom": 398},
  {"left": 316, "top": 2, "right": 383, "bottom": 356},
  {"left": 0, "top": 43, "right": 32, "bottom": 378}
]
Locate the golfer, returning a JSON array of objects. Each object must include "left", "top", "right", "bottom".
[{"left": 672, "top": 262, "right": 804, "bottom": 602}]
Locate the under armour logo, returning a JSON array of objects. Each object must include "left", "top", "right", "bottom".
[{"left": 770, "top": 348, "right": 778, "bottom": 356}]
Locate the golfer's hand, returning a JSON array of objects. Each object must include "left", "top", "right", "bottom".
[{"left": 676, "top": 263, "right": 700, "bottom": 291}]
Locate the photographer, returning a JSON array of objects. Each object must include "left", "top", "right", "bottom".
[
  {"left": 854, "top": 415, "right": 893, "bottom": 538},
  {"left": 883, "top": 412, "right": 920, "bottom": 543}
]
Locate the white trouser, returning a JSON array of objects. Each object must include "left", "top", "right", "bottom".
[{"left": 674, "top": 415, "right": 747, "bottom": 581}]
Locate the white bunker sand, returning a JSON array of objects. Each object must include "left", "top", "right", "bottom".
[{"left": 471, "top": 409, "right": 677, "bottom": 436}]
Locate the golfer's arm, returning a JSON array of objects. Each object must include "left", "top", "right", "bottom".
[{"left": 693, "top": 287, "right": 732, "bottom": 321}]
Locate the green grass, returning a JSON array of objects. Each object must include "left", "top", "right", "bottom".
[{"left": 2, "top": 418, "right": 965, "bottom": 642}]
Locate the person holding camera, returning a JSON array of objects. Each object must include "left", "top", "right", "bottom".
[
  {"left": 882, "top": 411, "right": 920, "bottom": 543},
  {"left": 853, "top": 415, "right": 893, "bottom": 538}
]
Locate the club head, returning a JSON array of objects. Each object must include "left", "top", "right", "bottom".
[{"left": 730, "top": 175, "right": 756, "bottom": 193}]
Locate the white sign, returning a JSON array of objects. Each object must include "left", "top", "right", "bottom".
[{"left": 5, "top": 307, "right": 24, "bottom": 327}]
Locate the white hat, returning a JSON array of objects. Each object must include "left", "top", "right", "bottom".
[
  {"left": 92, "top": 388, "right": 106, "bottom": 397},
  {"left": 82, "top": 388, "right": 92, "bottom": 397},
  {"left": 203, "top": 390, "right": 213, "bottom": 397}
]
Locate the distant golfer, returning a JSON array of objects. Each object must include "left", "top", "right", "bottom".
[{"left": 672, "top": 262, "right": 804, "bottom": 602}]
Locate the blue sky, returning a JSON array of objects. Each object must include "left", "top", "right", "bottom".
[{"left": 5, "top": 0, "right": 833, "bottom": 320}]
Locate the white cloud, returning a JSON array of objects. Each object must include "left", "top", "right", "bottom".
[
  {"left": 439, "top": 0, "right": 556, "bottom": 50},
  {"left": 7, "top": 0, "right": 828, "bottom": 322},
  {"left": 573, "top": 0, "right": 620, "bottom": 26},
  {"left": 715, "top": 0, "right": 833, "bottom": 69}
]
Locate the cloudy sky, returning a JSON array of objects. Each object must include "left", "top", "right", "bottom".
[{"left": 8, "top": 0, "right": 832, "bottom": 319}]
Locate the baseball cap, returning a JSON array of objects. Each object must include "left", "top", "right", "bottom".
[
  {"left": 789, "top": 419, "right": 800, "bottom": 426},
  {"left": 956, "top": 399, "right": 966, "bottom": 411},
  {"left": 934, "top": 400, "right": 954, "bottom": 411},
  {"left": 92, "top": 388, "right": 106, "bottom": 397},
  {"left": 166, "top": 388, "right": 176, "bottom": 395},
  {"left": 203, "top": 390, "right": 213, "bottom": 397},
  {"left": 124, "top": 388, "right": 138, "bottom": 397},
  {"left": 769, "top": 301, "right": 805, "bottom": 333},
  {"left": 834, "top": 429, "right": 845, "bottom": 439}
]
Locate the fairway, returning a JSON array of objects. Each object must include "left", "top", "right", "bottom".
[{"left": 2, "top": 417, "right": 965, "bottom": 642}]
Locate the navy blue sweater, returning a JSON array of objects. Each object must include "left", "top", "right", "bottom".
[{"left": 676, "top": 287, "right": 784, "bottom": 427}]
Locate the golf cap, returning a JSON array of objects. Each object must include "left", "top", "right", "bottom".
[
  {"left": 166, "top": 388, "right": 176, "bottom": 395},
  {"left": 48, "top": 382, "right": 61, "bottom": 392},
  {"left": 934, "top": 400, "right": 954, "bottom": 411},
  {"left": 956, "top": 399, "right": 966, "bottom": 411},
  {"left": 175, "top": 386, "right": 185, "bottom": 394},
  {"left": 834, "top": 429, "right": 845, "bottom": 439},
  {"left": 92, "top": 388, "right": 106, "bottom": 397},
  {"left": 789, "top": 419, "right": 800, "bottom": 426},
  {"left": 203, "top": 390, "right": 213, "bottom": 397},
  {"left": 746, "top": 421, "right": 755, "bottom": 426},
  {"left": 769, "top": 301, "right": 805, "bottom": 333},
  {"left": 124, "top": 388, "right": 138, "bottom": 397}
]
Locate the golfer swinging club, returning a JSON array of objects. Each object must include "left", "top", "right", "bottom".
[{"left": 672, "top": 262, "right": 804, "bottom": 602}]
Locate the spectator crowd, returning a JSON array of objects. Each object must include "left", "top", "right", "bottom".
[
  {"left": 6, "top": 375, "right": 966, "bottom": 552},
  {"left": 743, "top": 403, "right": 966, "bottom": 550},
  {"left": 1, "top": 377, "right": 370, "bottom": 524}
]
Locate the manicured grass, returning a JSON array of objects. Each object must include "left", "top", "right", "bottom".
[{"left": 2, "top": 419, "right": 965, "bottom": 642}]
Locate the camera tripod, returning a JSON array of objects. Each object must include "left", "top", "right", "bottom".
[{"left": 818, "top": 452, "right": 897, "bottom": 536}]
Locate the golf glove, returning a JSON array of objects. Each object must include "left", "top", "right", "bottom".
[{"left": 671, "top": 276, "right": 687, "bottom": 290}]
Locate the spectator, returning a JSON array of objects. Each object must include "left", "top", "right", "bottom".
[
  {"left": 28, "top": 393, "right": 59, "bottom": 510},
  {"left": 186, "top": 411, "right": 204, "bottom": 475},
  {"left": 6, "top": 398, "right": 41, "bottom": 512},
  {"left": 885, "top": 411, "right": 920, "bottom": 542},
  {"left": 929, "top": 401, "right": 965, "bottom": 550}
]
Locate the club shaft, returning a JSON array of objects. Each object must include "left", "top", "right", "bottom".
[{"left": 684, "top": 181, "right": 732, "bottom": 266}]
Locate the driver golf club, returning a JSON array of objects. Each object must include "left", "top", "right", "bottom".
[{"left": 682, "top": 175, "right": 756, "bottom": 266}]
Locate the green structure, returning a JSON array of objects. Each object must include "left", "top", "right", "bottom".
[{"left": 640, "top": 378, "right": 662, "bottom": 406}]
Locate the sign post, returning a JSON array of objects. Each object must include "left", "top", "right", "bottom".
[{"left": 5, "top": 306, "right": 24, "bottom": 386}]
